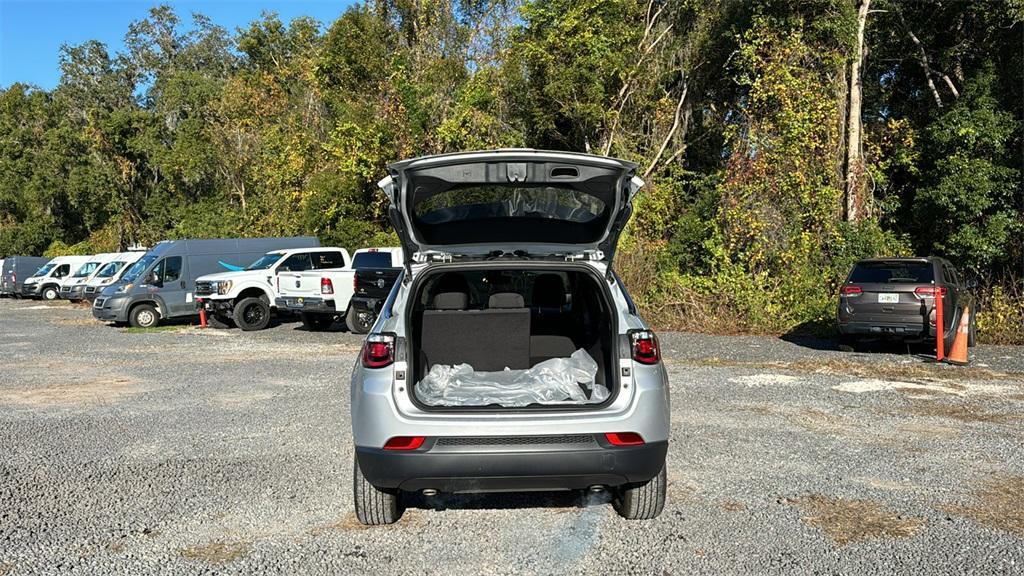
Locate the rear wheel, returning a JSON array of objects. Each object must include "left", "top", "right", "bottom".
[
  {"left": 42, "top": 286, "right": 59, "bottom": 301},
  {"left": 129, "top": 304, "right": 160, "bottom": 328},
  {"left": 353, "top": 456, "right": 402, "bottom": 525},
  {"left": 233, "top": 296, "right": 271, "bottom": 331},
  {"left": 346, "top": 307, "right": 373, "bottom": 334},
  {"left": 301, "top": 312, "right": 334, "bottom": 331},
  {"left": 613, "top": 463, "right": 666, "bottom": 520},
  {"left": 837, "top": 334, "right": 859, "bottom": 352}
]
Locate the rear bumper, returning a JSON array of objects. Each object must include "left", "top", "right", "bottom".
[
  {"left": 838, "top": 321, "right": 927, "bottom": 338},
  {"left": 274, "top": 296, "right": 336, "bottom": 313},
  {"left": 355, "top": 438, "right": 668, "bottom": 492},
  {"left": 349, "top": 296, "right": 383, "bottom": 313}
]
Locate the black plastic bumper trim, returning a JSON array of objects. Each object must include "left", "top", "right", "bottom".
[{"left": 355, "top": 440, "right": 667, "bottom": 492}]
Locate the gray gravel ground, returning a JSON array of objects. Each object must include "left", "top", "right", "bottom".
[{"left": 1, "top": 298, "right": 1022, "bottom": 575}]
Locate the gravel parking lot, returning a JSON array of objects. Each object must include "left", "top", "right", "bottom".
[{"left": 1, "top": 298, "right": 1022, "bottom": 575}]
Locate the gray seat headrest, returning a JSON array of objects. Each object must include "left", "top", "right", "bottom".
[
  {"left": 433, "top": 292, "right": 469, "bottom": 310},
  {"left": 488, "top": 292, "right": 525, "bottom": 309}
]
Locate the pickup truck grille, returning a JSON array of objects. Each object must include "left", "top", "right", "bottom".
[
  {"left": 195, "top": 281, "right": 215, "bottom": 296},
  {"left": 85, "top": 286, "right": 96, "bottom": 293},
  {"left": 61, "top": 286, "right": 73, "bottom": 293}
]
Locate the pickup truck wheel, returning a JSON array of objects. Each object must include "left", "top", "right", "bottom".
[
  {"left": 300, "top": 312, "right": 333, "bottom": 331},
  {"left": 346, "top": 308, "right": 373, "bottom": 334},
  {"left": 129, "top": 304, "right": 160, "bottom": 328},
  {"left": 233, "top": 297, "right": 271, "bottom": 331},
  {"left": 613, "top": 463, "right": 666, "bottom": 520},
  {"left": 42, "top": 286, "right": 59, "bottom": 301},
  {"left": 353, "top": 456, "right": 402, "bottom": 525},
  {"left": 207, "top": 313, "right": 234, "bottom": 329}
]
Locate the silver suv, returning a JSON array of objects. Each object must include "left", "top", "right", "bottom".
[{"left": 350, "top": 150, "right": 670, "bottom": 524}]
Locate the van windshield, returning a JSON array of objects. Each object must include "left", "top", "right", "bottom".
[
  {"left": 32, "top": 264, "right": 55, "bottom": 277},
  {"left": 96, "top": 262, "right": 125, "bottom": 278},
  {"left": 73, "top": 262, "right": 100, "bottom": 277},
  {"left": 849, "top": 261, "right": 934, "bottom": 283},
  {"left": 246, "top": 253, "right": 284, "bottom": 270},
  {"left": 121, "top": 254, "right": 157, "bottom": 282}
]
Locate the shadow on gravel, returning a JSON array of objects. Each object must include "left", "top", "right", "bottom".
[
  {"left": 404, "top": 490, "right": 613, "bottom": 513},
  {"left": 781, "top": 321, "right": 934, "bottom": 358}
]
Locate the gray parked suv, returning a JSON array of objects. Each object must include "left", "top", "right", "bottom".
[
  {"left": 837, "top": 257, "right": 976, "bottom": 348},
  {"left": 349, "top": 150, "right": 670, "bottom": 524}
]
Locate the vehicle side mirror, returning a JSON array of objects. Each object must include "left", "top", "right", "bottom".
[
  {"left": 966, "top": 278, "right": 978, "bottom": 289},
  {"left": 278, "top": 266, "right": 290, "bottom": 273}
]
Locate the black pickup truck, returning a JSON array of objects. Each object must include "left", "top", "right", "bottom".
[{"left": 347, "top": 265, "right": 402, "bottom": 333}]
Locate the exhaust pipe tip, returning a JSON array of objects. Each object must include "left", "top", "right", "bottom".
[
  {"left": 588, "top": 485, "right": 606, "bottom": 493},
  {"left": 421, "top": 488, "right": 438, "bottom": 497}
]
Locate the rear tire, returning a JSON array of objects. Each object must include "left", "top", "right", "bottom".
[
  {"left": 353, "top": 456, "right": 402, "bottom": 525},
  {"left": 346, "top": 307, "right": 373, "bottom": 334},
  {"left": 129, "top": 304, "right": 160, "bottom": 328},
  {"left": 233, "top": 296, "right": 271, "bottom": 331},
  {"left": 42, "top": 286, "right": 59, "bottom": 301},
  {"left": 837, "top": 334, "right": 858, "bottom": 352},
  {"left": 613, "top": 463, "right": 666, "bottom": 520},
  {"left": 301, "top": 312, "right": 334, "bottom": 331}
]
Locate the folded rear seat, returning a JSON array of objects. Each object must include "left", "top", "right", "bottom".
[{"left": 420, "top": 291, "right": 530, "bottom": 373}]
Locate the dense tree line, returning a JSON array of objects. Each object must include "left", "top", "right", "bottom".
[{"left": 1, "top": 1, "right": 1021, "bottom": 340}]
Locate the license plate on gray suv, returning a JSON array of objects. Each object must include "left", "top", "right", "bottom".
[{"left": 878, "top": 293, "right": 899, "bottom": 304}]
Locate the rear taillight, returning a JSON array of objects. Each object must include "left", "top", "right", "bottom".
[
  {"left": 840, "top": 285, "right": 862, "bottom": 296},
  {"left": 631, "top": 330, "right": 660, "bottom": 365},
  {"left": 915, "top": 286, "right": 947, "bottom": 298},
  {"left": 605, "top": 432, "right": 645, "bottom": 446},
  {"left": 276, "top": 275, "right": 279, "bottom": 292},
  {"left": 321, "top": 277, "right": 334, "bottom": 295},
  {"left": 353, "top": 273, "right": 357, "bottom": 293},
  {"left": 361, "top": 334, "right": 394, "bottom": 368},
  {"left": 383, "top": 436, "right": 425, "bottom": 450}
]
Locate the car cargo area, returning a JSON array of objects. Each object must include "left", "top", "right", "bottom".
[{"left": 408, "top": 267, "right": 617, "bottom": 409}]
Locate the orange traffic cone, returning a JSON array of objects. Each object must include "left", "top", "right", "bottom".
[{"left": 945, "top": 308, "right": 970, "bottom": 365}]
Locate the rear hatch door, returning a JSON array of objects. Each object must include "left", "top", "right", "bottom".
[
  {"left": 841, "top": 260, "right": 936, "bottom": 323},
  {"left": 379, "top": 149, "right": 643, "bottom": 270}
]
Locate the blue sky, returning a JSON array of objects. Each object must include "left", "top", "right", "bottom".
[{"left": 0, "top": 0, "right": 357, "bottom": 89}]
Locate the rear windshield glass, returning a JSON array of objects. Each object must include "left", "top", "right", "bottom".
[
  {"left": 849, "top": 261, "right": 934, "bottom": 283},
  {"left": 352, "top": 252, "right": 393, "bottom": 268},
  {"left": 412, "top": 183, "right": 613, "bottom": 245}
]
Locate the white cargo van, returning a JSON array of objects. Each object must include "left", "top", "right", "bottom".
[
  {"left": 21, "top": 255, "right": 93, "bottom": 300},
  {"left": 60, "top": 253, "right": 122, "bottom": 301},
  {"left": 79, "top": 252, "right": 148, "bottom": 302}
]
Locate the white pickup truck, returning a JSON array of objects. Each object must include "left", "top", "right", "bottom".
[
  {"left": 275, "top": 247, "right": 403, "bottom": 332},
  {"left": 195, "top": 247, "right": 350, "bottom": 330}
]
